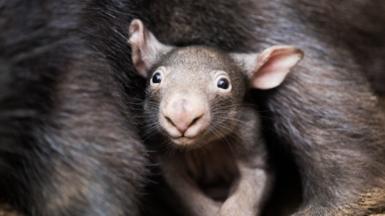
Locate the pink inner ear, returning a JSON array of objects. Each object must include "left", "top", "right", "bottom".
[
  {"left": 128, "top": 20, "right": 150, "bottom": 77},
  {"left": 128, "top": 19, "right": 174, "bottom": 78},
  {"left": 252, "top": 48, "right": 303, "bottom": 89}
]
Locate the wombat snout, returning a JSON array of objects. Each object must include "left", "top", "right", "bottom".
[{"left": 159, "top": 95, "right": 211, "bottom": 144}]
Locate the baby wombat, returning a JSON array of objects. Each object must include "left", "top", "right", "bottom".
[{"left": 128, "top": 19, "right": 303, "bottom": 216}]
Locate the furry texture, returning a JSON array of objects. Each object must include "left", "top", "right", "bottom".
[
  {"left": 0, "top": 1, "right": 147, "bottom": 215},
  {"left": 1, "top": 0, "right": 385, "bottom": 215}
]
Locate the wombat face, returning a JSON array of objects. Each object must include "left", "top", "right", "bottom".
[{"left": 144, "top": 47, "right": 247, "bottom": 147}]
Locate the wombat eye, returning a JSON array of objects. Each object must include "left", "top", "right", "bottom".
[
  {"left": 217, "top": 77, "right": 230, "bottom": 90},
  {"left": 151, "top": 72, "right": 162, "bottom": 84}
]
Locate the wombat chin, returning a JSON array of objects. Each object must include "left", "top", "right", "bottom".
[{"left": 169, "top": 136, "right": 206, "bottom": 148}]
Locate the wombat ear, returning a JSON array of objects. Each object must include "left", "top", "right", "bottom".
[
  {"left": 128, "top": 19, "right": 173, "bottom": 78},
  {"left": 231, "top": 46, "right": 303, "bottom": 89}
]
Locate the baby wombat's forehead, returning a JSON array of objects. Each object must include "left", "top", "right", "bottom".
[{"left": 162, "top": 46, "right": 237, "bottom": 72}]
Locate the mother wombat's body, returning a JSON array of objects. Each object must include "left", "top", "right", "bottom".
[{"left": 1, "top": 0, "right": 385, "bottom": 216}]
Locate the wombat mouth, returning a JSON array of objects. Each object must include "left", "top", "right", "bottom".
[
  {"left": 170, "top": 136, "right": 200, "bottom": 146},
  {"left": 167, "top": 134, "right": 215, "bottom": 149}
]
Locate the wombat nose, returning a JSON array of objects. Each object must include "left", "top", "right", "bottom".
[
  {"left": 162, "top": 98, "right": 206, "bottom": 135},
  {"left": 165, "top": 114, "right": 203, "bottom": 134}
]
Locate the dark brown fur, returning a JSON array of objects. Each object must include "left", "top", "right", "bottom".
[
  {"left": 1, "top": 0, "right": 385, "bottom": 215},
  {"left": 0, "top": 1, "right": 148, "bottom": 215}
]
